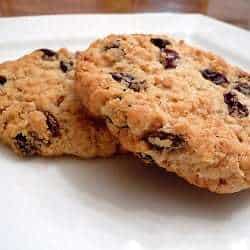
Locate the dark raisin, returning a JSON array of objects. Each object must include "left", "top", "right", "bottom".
[
  {"left": 224, "top": 92, "right": 237, "bottom": 105},
  {"left": 0, "top": 75, "right": 7, "bottom": 85},
  {"left": 234, "top": 82, "right": 250, "bottom": 96},
  {"left": 14, "top": 133, "right": 38, "bottom": 156},
  {"left": 219, "top": 178, "right": 227, "bottom": 185},
  {"left": 160, "top": 49, "right": 179, "bottom": 69},
  {"left": 38, "top": 48, "right": 57, "bottom": 60},
  {"left": 111, "top": 72, "right": 134, "bottom": 83},
  {"left": 146, "top": 131, "right": 185, "bottom": 151},
  {"left": 150, "top": 38, "right": 171, "bottom": 49},
  {"left": 136, "top": 153, "right": 155, "bottom": 165},
  {"left": 60, "top": 60, "right": 74, "bottom": 73},
  {"left": 104, "top": 41, "right": 120, "bottom": 51},
  {"left": 44, "top": 111, "right": 60, "bottom": 137},
  {"left": 127, "top": 80, "right": 146, "bottom": 92},
  {"left": 201, "top": 69, "right": 228, "bottom": 85},
  {"left": 224, "top": 92, "right": 249, "bottom": 118},
  {"left": 111, "top": 72, "right": 145, "bottom": 92},
  {"left": 39, "top": 48, "right": 56, "bottom": 57}
]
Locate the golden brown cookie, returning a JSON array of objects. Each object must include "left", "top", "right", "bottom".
[
  {"left": 75, "top": 34, "right": 250, "bottom": 193},
  {"left": 0, "top": 48, "right": 119, "bottom": 158}
]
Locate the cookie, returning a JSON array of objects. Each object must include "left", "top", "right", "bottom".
[
  {"left": 0, "top": 48, "right": 119, "bottom": 158},
  {"left": 75, "top": 34, "right": 250, "bottom": 193}
]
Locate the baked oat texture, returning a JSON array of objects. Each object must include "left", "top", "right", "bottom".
[
  {"left": 75, "top": 34, "right": 250, "bottom": 193},
  {"left": 0, "top": 48, "right": 118, "bottom": 158}
]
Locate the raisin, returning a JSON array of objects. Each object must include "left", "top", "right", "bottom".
[
  {"left": 160, "top": 49, "right": 179, "bottom": 69},
  {"left": 224, "top": 92, "right": 249, "bottom": 118},
  {"left": 111, "top": 72, "right": 134, "bottom": 83},
  {"left": 234, "top": 82, "right": 250, "bottom": 96},
  {"left": 14, "top": 133, "right": 38, "bottom": 156},
  {"left": 136, "top": 153, "right": 155, "bottom": 165},
  {"left": 111, "top": 72, "right": 145, "bottom": 92},
  {"left": 150, "top": 38, "right": 171, "bottom": 49},
  {"left": 0, "top": 75, "right": 7, "bottom": 85},
  {"left": 44, "top": 111, "right": 60, "bottom": 137},
  {"left": 201, "top": 69, "right": 228, "bottom": 85},
  {"left": 38, "top": 48, "right": 58, "bottom": 60},
  {"left": 60, "top": 60, "right": 74, "bottom": 73},
  {"left": 146, "top": 131, "right": 185, "bottom": 150},
  {"left": 127, "top": 81, "right": 146, "bottom": 92},
  {"left": 104, "top": 41, "right": 120, "bottom": 50},
  {"left": 219, "top": 178, "right": 227, "bottom": 185},
  {"left": 224, "top": 91, "right": 237, "bottom": 104}
]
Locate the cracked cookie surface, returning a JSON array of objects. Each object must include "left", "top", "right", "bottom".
[
  {"left": 0, "top": 49, "right": 118, "bottom": 157},
  {"left": 76, "top": 34, "right": 250, "bottom": 193}
]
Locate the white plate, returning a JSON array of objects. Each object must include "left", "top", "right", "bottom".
[{"left": 0, "top": 13, "right": 250, "bottom": 250}]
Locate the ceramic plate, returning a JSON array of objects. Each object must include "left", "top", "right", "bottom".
[{"left": 0, "top": 13, "right": 250, "bottom": 250}]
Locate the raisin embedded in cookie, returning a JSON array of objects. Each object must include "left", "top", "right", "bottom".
[
  {"left": 75, "top": 34, "right": 250, "bottom": 193},
  {"left": 0, "top": 49, "right": 119, "bottom": 158}
]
